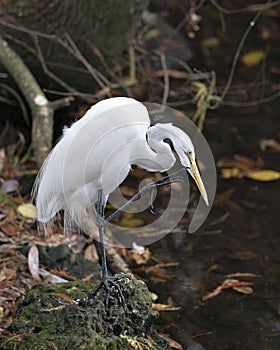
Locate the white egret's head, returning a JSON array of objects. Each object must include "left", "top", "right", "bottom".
[{"left": 148, "top": 123, "right": 209, "bottom": 205}]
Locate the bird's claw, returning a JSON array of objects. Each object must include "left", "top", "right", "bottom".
[
  {"left": 86, "top": 274, "right": 131, "bottom": 308},
  {"left": 144, "top": 174, "right": 184, "bottom": 216}
]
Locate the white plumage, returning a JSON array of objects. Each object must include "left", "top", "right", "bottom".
[{"left": 33, "top": 97, "right": 208, "bottom": 230}]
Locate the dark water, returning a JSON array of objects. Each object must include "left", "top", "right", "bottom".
[
  {"left": 143, "top": 2, "right": 280, "bottom": 348},
  {"left": 148, "top": 101, "right": 280, "bottom": 350}
]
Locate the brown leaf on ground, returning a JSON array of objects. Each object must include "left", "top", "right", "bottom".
[
  {"left": 0, "top": 222, "right": 17, "bottom": 237},
  {"left": 84, "top": 244, "right": 99, "bottom": 263},
  {"left": 52, "top": 293, "right": 77, "bottom": 304},
  {"left": 49, "top": 269, "right": 77, "bottom": 281},
  {"left": 28, "top": 244, "right": 40, "bottom": 281},
  {"left": 17, "top": 203, "right": 37, "bottom": 219}
]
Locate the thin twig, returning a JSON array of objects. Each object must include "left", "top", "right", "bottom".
[
  {"left": 219, "top": 0, "right": 273, "bottom": 103},
  {"left": 63, "top": 33, "right": 112, "bottom": 97},
  {"left": 159, "top": 52, "right": 169, "bottom": 106},
  {"left": 209, "top": 0, "right": 280, "bottom": 15},
  {"left": 128, "top": 45, "right": 136, "bottom": 82},
  {"left": 33, "top": 35, "right": 79, "bottom": 96}
]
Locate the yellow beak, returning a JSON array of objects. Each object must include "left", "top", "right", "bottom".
[{"left": 187, "top": 152, "right": 209, "bottom": 206}]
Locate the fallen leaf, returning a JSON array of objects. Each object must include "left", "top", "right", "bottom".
[
  {"left": 226, "top": 272, "right": 261, "bottom": 278},
  {"left": 0, "top": 266, "right": 16, "bottom": 281},
  {"left": 158, "top": 333, "right": 183, "bottom": 350},
  {"left": 242, "top": 50, "right": 266, "bottom": 67},
  {"left": 49, "top": 268, "right": 76, "bottom": 281},
  {"left": 1, "top": 179, "right": 19, "bottom": 193},
  {"left": 28, "top": 244, "right": 40, "bottom": 280},
  {"left": 221, "top": 279, "right": 254, "bottom": 290},
  {"left": 202, "top": 278, "right": 254, "bottom": 301},
  {"left": 84, "top": 244, "right": 99, "bottom": 263},
  {"left": 220, "top": 168, "right": 242, "bottom": 179},
  {"left": 246, "top": 170, "right": 280, "bottom": 181},
  {"left": 260, "top": 138, "right": 280, "bottom": 152},
  {"left": 0, "top": 222, "right": 17, "bottom": 236},
  {"left": 0, "top": 269, "right": 6, "bottom": 282},
  {"left": 233, "top": 286, "right": 254, "bottom": 294},
  {"left": 39, "top": 268, "right": 68, "bottom": 284},
  {"left": 0, "top": 306, "right": 4, "bottom": 320},
  {"left": 17, "top": 203, "right": 37, "bottom": 219},
  {"left": 152, "top": 303, "right": 181, "bottom": 311},
  {"left": 202, "top": 284, "right": 224, "bottom": 301}
]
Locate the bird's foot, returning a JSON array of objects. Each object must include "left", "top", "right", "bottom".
[
  {"left": 86, "top": 274, "right": 131, "bottom": 308},
  {"left": 144, "top": 174, "right": 184, "bottom": 216}
]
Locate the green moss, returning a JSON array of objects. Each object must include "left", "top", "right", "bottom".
[{"left": 1, "top": 277, "right": 170, "bottom": 350}]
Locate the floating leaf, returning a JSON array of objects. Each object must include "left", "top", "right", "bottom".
[
  {"left": 17, "top": 203, "right": 37, "bottom": 219},
  {"left": 246, "top": 170, "right": 280, "bottom": 181},
  {"left": 233, "top": 286, "right": 254, "bottom": 294},
  {"left": 260, "top": 138, "right": 280, "bottom": 152},
  {"left": 242, "top": 50, "right": 266, "bottom": 67},
  {"left": 152, "top": 303, "right": 181, "bottom": 311},
  {"left": 218, "top": 155, "right": 264, "bottom": 170},
  {"left": 220, "top": 168, "right": 242, "bottom": 179},
  {"left": 202, "top": 278, "right": 254, "bottom": 301}
]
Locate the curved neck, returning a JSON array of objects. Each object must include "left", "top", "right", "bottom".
[{"left": 132, "top": 126, "right": 176, "bottom": 172}]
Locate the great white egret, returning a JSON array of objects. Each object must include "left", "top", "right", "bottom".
[{"left": 33, "top": 97, "right": 208, "bottom": 305}]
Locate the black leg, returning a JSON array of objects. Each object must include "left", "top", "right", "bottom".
[
  {"left": 105, "top": 167, "right": 186, "bottom": 224},
  {"left": 87, "top": 189, "right": 130, "bottom": 307},
  {"left": 85, "top": 168, "right": 186, "bottom": 308}
]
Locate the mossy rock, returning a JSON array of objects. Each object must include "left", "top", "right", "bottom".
[{"left": 1, "top": 276, "right": 170, "bottom": 350}]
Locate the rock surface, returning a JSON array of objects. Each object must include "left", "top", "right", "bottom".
[{"left": 2, "top": 276, "right": 170, "bottom": 349}]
